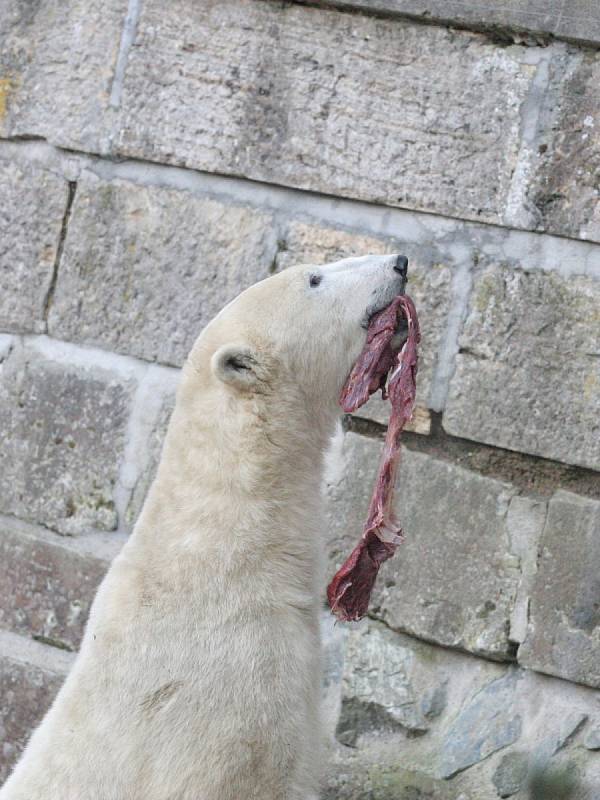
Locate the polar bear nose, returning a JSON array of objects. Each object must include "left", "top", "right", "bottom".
[{"left": 393, "top": 255, "right": 408, "bottom": 279}]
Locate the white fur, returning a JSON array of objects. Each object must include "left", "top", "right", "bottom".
[{"left": 1, "top": 255, "right": 405, "bottom": 800}]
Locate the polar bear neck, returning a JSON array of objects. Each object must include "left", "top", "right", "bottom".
[{"left": 127, "top": 363, "right": 334, "bottom": 602}]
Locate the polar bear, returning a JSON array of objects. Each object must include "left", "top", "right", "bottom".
[{"left": 1, "top": 253, "right": 408, "bottom": 800}]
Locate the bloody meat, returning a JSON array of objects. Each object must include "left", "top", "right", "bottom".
[{"left": 327, "top": 294, "right": 420, "bottom": 622}]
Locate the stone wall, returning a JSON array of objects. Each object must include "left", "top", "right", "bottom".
[{"left": 1, "top": 1, "right": 599, "bottom": 797}]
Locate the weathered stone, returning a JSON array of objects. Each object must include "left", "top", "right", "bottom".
[
  {"left": 583, "top": 725, "right": 600, "bottom": 751},
  {"left": 335, "top": 623, "right": 432, "bottom": 746},
  {"left": 48, "top": 174, "right": 277, "bottom": 365},
  {"left": 278, "top": 220, "right": 453, "bottom": 421},
  {"left": 507, "top": 496, "right": 548, "bottom": 645},
  {"left": 492, "top": 751, "right": 529, "bottom": 798},
  {"left": 309, "top": 1, "right": 600, "bottom": 48},
  {"left": 125, "top": 392, "right": 176, "bottom": 528},
  {"left": 530, "top": 53, "right": 600, "bottom": 244},
  {"left": 116, "top": 1, "right": 535, "bottom": 227},
  {"left": 444, "top": 267, "right": 600, "bottom": 470},
  {"left": 0, "top": 517, "right": 110, "bottom": 651},
  {"left": 519, "top": 491, "right": 600, "bottom": 689},
  {"left": 0, "top": 0, "right": 122, "bottom": 151},
  {"left": 539, "top": 712, "right": 588, "bottom": 759},
  {"left": 0, "top": 343, "right": 133, "bottom": 535},
  {"left": 0, "top": 161, "right": 68, "bottom": 334},
  {"left": 439, "top": 671, "right": 522, "bottom": 778},
  {"left": 0, "top": 630, "right": 72, "bottom": 783},
  {"left": 326, "top": 433, "right": 522, "bottom": 658},
  {"left": 324, "top": 755, "right": 457, "bottom": 800}
]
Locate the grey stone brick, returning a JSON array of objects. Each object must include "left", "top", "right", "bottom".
[
  {"left": 48, "top": 174, "right": 278, "bottom": 365},
  {"left": 444, "top": 266, "right": 600, "bottom": 470},
  {"left": 439, "top": 671, "right": 522, "bottom": 778},
  {"left": 0, "top": 344, "right": 133, "bottom": 535},
  {"left": 115, "top": 0, "right": 535, "bottom": 227},
  {"left": 0, "top": 517, "right": 110, "bottom": 651},
  {"left": 530, "top": 52, "right": 600, "bottom": 244},
  {"left": 309, "top": 1, "right": 600, "bottom": 48},
  {"left": 325, "top": 433, "right": 522, "bottom": 658},
  {"left": 0, "top": 630, "right": 72, "bottom": 783},
  {"left": 0, "top": 0, "right": 123, "bottom": 152},
  {"left": 0, "top": 161, "right": 68, "bottom": 334},
  {"left": 278, "top": 220, "right": 452, "bottom": 423},
  {"left": 125, "top": 393, "right": 176, "bottom": 528},
  {"left": 518, "top": 491, "right": 600, "bottom": 689}
]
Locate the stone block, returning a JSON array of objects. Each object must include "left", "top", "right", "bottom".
[
  {"left": 444, "top": 266, "right": 600, "bottom": 470},
  {"left": 0, "top": 0, "right": 123, "bottom": 151},
  {"left": 312, "top": 1, "right": 600, "bottom": 48},
  {"left": 325, "top": 432, "right": 523, "bottom": 658},
  {"left": 0, "top": 517, "right": 110, "bottom": 651},
  {"left": 529, "top": 52, "right": 600, "bottom": 243},
  {"left": 278, "top": 220, "right": 452, "bottom": 420},
  {"left": 0, "top": 343, "right": 133, "bottom": 535},
  {"left": 439, "top": 671, "right": 522, "bottom": 778},
  {"left": 125, "top": 393, "right": 176, "bottom": 528},
  {"left": 518, "top": 491, "right": 600, "bottom": 689},
  {"left": 48, "top": 174, "right": 277, "bottom": 365},
  {"left": 0, "top": 161, "right": 68, "bottom": 334},
  {"left": 325, "top": 619, "right": 600, "bottom": 796},
  {"left": 116, "top": 1, "right": 535, "bottom": 226},
  {"left": 0, "top": 630, "right": 72, "bottom": 783}
]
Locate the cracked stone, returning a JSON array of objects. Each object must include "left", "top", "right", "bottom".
[
  {"left": 0, "top": 160, "right": 69, "bottom": 334},
  {"left": 438, "top": 671, "right": 522, "bottom": 778}
]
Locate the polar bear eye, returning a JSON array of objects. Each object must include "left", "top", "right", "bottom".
[{"left": 309, "top": 273, "right": 322, "bottom": 288}]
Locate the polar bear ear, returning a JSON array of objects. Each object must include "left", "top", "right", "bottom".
[{"left": 211, "top": 343, "right": 263, "bottom": 391}]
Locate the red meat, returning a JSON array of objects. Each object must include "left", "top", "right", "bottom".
[{"left": 327, "top": 295, "right": 420, "bottom": 622}]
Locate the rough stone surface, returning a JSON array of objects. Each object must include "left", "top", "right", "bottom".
[
  {"left": 335, "top": 623, "right": 434, "bottom": 746},
  {"left": 439, "top": 671, "right": 522, "bottom": 778},
  {"left": 48, "top": 174, "right": 277, "bottom": 366},
  {"left": 519, "top": 491, "right": 600, "bottom": 688},
  {"left": 0, "top": 518, "right": 109, "bottom": 651},
  {"left": 0, "top": 0, "right": 123, "bottom": 151},
  {"left": 0, "top": 161, "right": 68, "bottom": 334},
  {"left": 583, "top": 725, "right": 600, "bottom": 751},
  {"left": 116, "top": 0, "right": 535, "bottom": 227},
  {"left": 325, "top": 433, "right": 521, "bottom": 658},
  {"left": 308, "top": 1, "right": 600, "bottom": 47},
  {"left": 125, "top": 393, "right": 176, "bottom": 528},
  {"left": 323, "top": 619, "right": 600, "bottom": 798},
  {"left": 0, "top": 631, "right": 72, "bottom": 783},
  {"left": 444, "top": 266, "right": 600, "bottom": 471},
  {"left": 492, "top": 751, "right": 529, "bottom": 798},
  {"left": 0, "top": 344, "right": 133, "bottom": 535},
  {"left": 530, "top": 52, "right": 600, "bottom": 244},
  {"left": 278, "top": 220, "right": 453, "bottom": 421}
]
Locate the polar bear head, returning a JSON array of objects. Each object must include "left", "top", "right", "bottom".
[{"left": 184, "top": 254, "right": 407, "bottom": 433}]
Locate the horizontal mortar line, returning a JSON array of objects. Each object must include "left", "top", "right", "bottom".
[
  {"left": 366, "top": 612, "right": 600, "bottom": 692},
  {"left": 0, "top": 627, "right": 76, "bottom": 674},
  {"left": 4, "top": 332, "right": 182, "bottom": 386},
  {"left": 4, "top": 331, "right": 599, "bottom": 492},
  {"left": 366, "top": 612, "right": 517, "bottom": 666},
  {"left": 0, "top": 512, "right": 127, "bottom": 563},
  {"left": 346, "top": 413, "right": 600, "bottom": 496},
  {"left": 1, "top": 137, "right": 600, "bottom": 276},
  {"left": 292, "top": 0, "right": 600, "bottom": 50}
]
